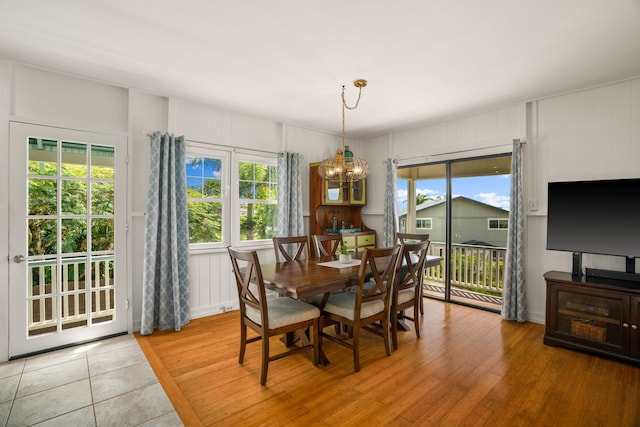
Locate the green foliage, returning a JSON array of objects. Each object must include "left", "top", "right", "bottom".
[{"left": 338, "top": 243, "right": 353, "bottom": 255}]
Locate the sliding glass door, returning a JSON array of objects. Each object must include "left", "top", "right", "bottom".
[{"left": 397, "top": 154, "right": 511, "bottom": 311}]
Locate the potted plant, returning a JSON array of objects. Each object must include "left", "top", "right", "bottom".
[{"left": 337, "top": 243, "right": 353, "bottom": 264}]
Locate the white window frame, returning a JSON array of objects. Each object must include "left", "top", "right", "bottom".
[
  {"left": 232, "top": 151, "right": 278, "bottom": 248},
  {"left": 488, "top": 218, "right": 509, "bottom": 230},
  {"left": 416, "top": 217, "right": 433, "bottom": 230},
  {"left": 185, "top": 141, "right": 231, "bottom": 252}
]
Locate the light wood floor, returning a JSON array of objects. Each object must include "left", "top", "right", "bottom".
[{"left": 135, "top": 299, "right": 640, "bottom": 427}]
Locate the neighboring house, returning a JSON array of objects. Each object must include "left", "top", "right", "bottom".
[{"left": 399, "top": 196, "right": 509, "bottom": 247}]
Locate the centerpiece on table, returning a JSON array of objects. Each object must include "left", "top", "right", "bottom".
[{"left": 337, "top": 243, "right": 354, "bottom": 264}]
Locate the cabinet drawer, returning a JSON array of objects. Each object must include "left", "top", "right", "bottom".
[
  {"left": 358, "top": 234, "right": 375, "bottom": 246},
  {"left": 342, "top": 236, "right": 356, "bottom": 247}
]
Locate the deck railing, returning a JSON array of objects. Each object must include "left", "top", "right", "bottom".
[
  {"left": 28, "top": 255, "right": 115, "bottom": 334},
  {"left": 425, "top": 242, "right": 506, "bottom": 296}
]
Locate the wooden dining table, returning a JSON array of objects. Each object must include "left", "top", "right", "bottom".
[
  {"left": 259, "top": 254, "right": 442, "bottom": 364},
  {"left": 260, "top": 255, "right": 442, "bottom": 300}
]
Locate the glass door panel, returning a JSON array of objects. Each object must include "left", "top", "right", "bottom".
[
  {"left": 9, "top": 123, "right": 127, "bottom": 357},
  {"left": 397, "top": 155, "right": 510, "bottom": 311},
  {"left": 449, "top": 156, "right": 510, "bottom": 309}
]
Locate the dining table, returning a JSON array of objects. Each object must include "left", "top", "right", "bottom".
[
  {"left": 259, "top": 254, "right": 442, "bottom": 364},
  {"left": 260, "top": 255, "right": 442, "bottom": 302}
]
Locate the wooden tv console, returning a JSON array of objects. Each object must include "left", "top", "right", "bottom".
[{"left": 544, "top": 271, "right": 640, "bottom": 364}]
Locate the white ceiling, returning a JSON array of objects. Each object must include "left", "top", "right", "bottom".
[{"left": 1, "top": 0, "right": 639, "bottom": 138}]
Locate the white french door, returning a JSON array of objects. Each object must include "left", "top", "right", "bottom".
[{"left": 8, "top": 123, "right": 128, "bottom": 357}]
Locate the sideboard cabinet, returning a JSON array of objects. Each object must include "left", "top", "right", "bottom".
[
  {"left": 308, "top": 162, "right": 374, "bottom": 257},
  {"left": 544, "top": 271, "right": 640, "bottom": 364}
]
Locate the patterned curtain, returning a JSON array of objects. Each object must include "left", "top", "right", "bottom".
[
  {"left": 382, "top": 159, "right": 399, "bottom": 247},
  {"left": 502, "top": 139, "right": 526, "bottom": 322},
  {"left": 141, "top": 132, "right": 190, "bottom": 335},
  {"left": 277, "top": 152, "right": 304, "bottom": 236}
]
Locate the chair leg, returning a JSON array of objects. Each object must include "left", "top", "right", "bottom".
[
  {"left": 239, "top": 323, "right": 247, "bottom": 363},
  {"left": 383, "top": 317, "right": 392, "bottom": 357},
  {"left": 352, "top": 325, "right": 360, "bottom": 372},
  {"left": 391, "top": 309, "right": 399, "bottom": 351},
  {"left": 260, "top": 335, "right": 269, "bottom": 385},
  {"left": 419, "top": 286, "right": 424, "bottom": 315},
  {"left": 414, "top": 302, "right": 421, "bottom": 339},
  {"left": 312, "top": 319, "right": 320, "bottom": 366}
]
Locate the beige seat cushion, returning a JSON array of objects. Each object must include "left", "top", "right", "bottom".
[
  {"left": 247, "top": 297, "right": 320, "bottom": 329},
  {"left": 397, "top": 288, "right": 415, "bottom": 305},
  {"left": 323, "top": 291, "right": 384, "bottom": 320}
]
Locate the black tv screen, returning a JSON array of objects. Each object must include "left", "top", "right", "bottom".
[{"left": 546, "top": 178, "right": 640, "bottom": 258}]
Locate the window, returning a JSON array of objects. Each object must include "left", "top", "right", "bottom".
[
  {"left": 185, "top": 144, "right": 230, "bottom": 248},
  {"left": 488, "top": 218, "right": 508, "bottom": 230},
  {"left": 416, "top": 218, "right": 432, "bottom": 230},
  {"left": 184, "top": 145, "right": 278, "bottom": 249},
  {"left": 236, "top": 154, "right": 278, "bottom": 242}
]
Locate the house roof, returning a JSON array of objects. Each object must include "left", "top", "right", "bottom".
[
  {"left": 399, "top": 195, "right": 508, "bottom": 217},
  {"left": 1, "top": 1, "right": 639, "bottom": 138}
]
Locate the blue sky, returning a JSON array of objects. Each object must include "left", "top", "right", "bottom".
[{"left": 397, "top": 174, "right": 511, "bottom": 212}]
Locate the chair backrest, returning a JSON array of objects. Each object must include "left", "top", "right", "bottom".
[
  {"left": 395, "top": 240, "right": 430, "bottom": 295},
  {"left": 312, "top": 234, "right": 343, "bottom": 257},
  {"left": 228, "top": 247, "right": 267, "bottom": 325},
  {"left": 273, "top": 235, "right": 310, "bottom": 262},
  {"left": 396, "top": 232, "right": 430, "bottom": 244},
  {"left": 355, "top": 246, "right": 401, "bottom": 309}
]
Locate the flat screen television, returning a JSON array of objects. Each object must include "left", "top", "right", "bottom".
[{"left": 546, "top": 178, "right": 640, "bottom": 282}]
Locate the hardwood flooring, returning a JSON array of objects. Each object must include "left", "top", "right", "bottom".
[{"left": 135, "top": 299, "right": 640, "bottom": 426}]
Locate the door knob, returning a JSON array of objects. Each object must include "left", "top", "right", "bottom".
[{"left": 13, "top": 255, "right": 25, "bottom": 263}]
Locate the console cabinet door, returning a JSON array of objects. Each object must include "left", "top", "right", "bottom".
[
  {"left": 630, "top": 296, "right": 640, "bottom": 358},
  {"left": 548, "top": 282, "right": 626, "bottom": 353}
]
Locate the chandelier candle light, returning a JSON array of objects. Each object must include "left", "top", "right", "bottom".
[{"left": 318, "top": 79, "right": 369, "bottom": 183}]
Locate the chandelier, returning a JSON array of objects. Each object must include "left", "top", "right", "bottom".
[{"left": 318, "top": 79, "right": 369, "bottom": 183}]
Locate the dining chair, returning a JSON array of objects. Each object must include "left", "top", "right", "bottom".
[
  {"left": 396, "top": 232, "right": 430, "bottom": 244},
  {"left": 228, "top": 247, "right": 320, "bottom": 385},
  {"left": 312, "top": 234, "right": 343, "bottom": 258},
  {"left": 273, "top": 235, "right": 310, "bottom": 262},
  {"left": 391, "top": 239, "right": 430, "bottom": 350},
  {"left": 319, "top": 245, "right": 401, "bottom": 372},
  {"left": 396, "top": 232, "right": 430, "bottom": 315}
]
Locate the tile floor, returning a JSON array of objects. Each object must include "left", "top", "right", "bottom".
[{"left": 0, "top": 334, "right": 183, "bottom": 426}]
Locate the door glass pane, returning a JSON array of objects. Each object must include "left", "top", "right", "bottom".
[
  {"left": 91, "top": 145, "right": 114, "bottom": 179},
  {"left": 92, "top": 218, "right": 114, "bottom": 251},
  {"left": 61, "top": 219, "right": 87, "bottom": 253},
  {"left": 62, "top": 141, "right": 87, "bottom": 178},
  {"left": 92, "top": 256, "right": 114, "bottom": 323},
  {"left": 28, "top": 138, "right": 57, "bottom": 176},
  {"left": 28, "top": 259, "right": 58, "bottom": 336},
  {"left": 397, "top": 164, "right": 447, "bottom": 301},
  {"left": 28, "top": 219, "right": 57, "bottom": 256},
  {"left": 29, "top": 178, "right": 57, "bottom": 215},
  {"left": 61, "top": 180, "right": 87, "bottom": 214},
  {"left": 450, "top": 156, "right": 510, "bottom": 309},
  {"left": 91, "top": 182, "right": 114, "bottom": 214}
]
